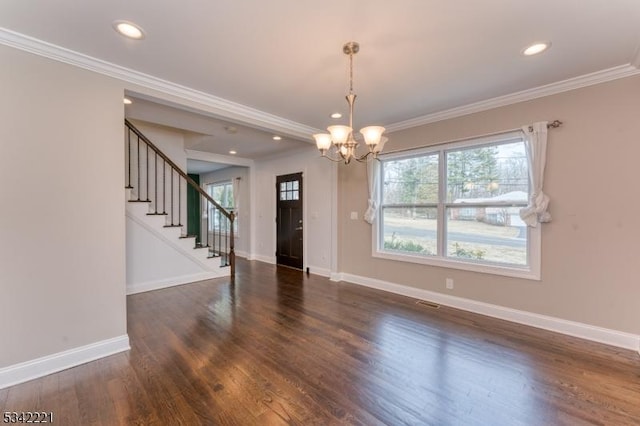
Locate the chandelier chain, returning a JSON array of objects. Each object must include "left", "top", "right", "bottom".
[{"left": 349, "top": 50, "right": 354, "bottom": 94}]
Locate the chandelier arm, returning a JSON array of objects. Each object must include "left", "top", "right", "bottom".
[
  {"left": 354, "top": 152, "right": 375, "bottom": 163},
  {"left": 320, "top": 152, "right": 345, "bottom": 163}
]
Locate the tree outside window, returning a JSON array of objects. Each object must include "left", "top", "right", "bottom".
[{"left": 378, "top": 133, "right": 537, "bottom": 277}]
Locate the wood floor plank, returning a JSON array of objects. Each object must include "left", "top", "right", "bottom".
[{"left": 1, "top": 258, "right": 639, "bottom": 425}]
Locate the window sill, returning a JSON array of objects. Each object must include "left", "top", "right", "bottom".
[{"left": 372, "top": 249, "right": 540, "bottom": 280}]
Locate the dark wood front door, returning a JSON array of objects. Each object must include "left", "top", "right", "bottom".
[{"left": 276, "top": 172, "right": 303, "bottom": 269}]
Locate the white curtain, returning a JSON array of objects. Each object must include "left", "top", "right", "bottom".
[
  {"left": 364, "top": 159, "right": 380, "bottom": 224},
  {"left": 520, "top": 121, "right": 551, "bottom": 227},
  {"left": 202, "top": 184, "right": 209, "bottom": 219},
  {"left": 232, "top": 177, "right": 240, "bottom": 218}
]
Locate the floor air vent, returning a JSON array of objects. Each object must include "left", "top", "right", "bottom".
[{"left": 416, "top": 300, "right": 440, "bottom": 309}]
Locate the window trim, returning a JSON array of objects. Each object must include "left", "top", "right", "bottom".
[
  {"left": 373, "top": 131, "right": 541, "bottom": 280},
  {"left": 206, "top": 180, "right": 238, "bottom": 236}
]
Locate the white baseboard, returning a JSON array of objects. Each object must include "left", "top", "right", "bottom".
[
  {"left": 252, "top": 254, "right": 276, "bottom": 264},
  {"left": 127, "top": 271, "right": 225, "bottom": 295},
  {"left": 250, "top": 258, "right": 332, "bottom": 278},
  {"left": 0, "top": 335, "right": 130, "bottom": 389},
  {"left": 330, "top": 272, "right": 344, "bottom": 282},
  {"left": 234, "top": 250, "right": 249, "bottom": 259},
  {"left": 306, "top": 265, "right": 331, "bottom": 278},
  {"left": 339, "top": 273, "right": 640, "bottom": 353}
]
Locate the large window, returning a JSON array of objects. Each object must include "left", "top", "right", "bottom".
[
  {"left": 206, "top": 181, "right": 237, "bottom": 233},
  {"left": 376, "top": 131, "right": 539, "bottom": 279}
]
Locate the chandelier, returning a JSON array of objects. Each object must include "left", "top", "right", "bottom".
[{"left": 313, "top": 42, "right": 387, "bottom": 164}]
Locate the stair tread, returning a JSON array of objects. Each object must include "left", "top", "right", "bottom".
[{"left": 124, "top": 120, "right": 233, "bottom": 279}]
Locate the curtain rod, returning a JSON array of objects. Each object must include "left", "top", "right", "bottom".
[
  {"left": 530, "top": 120, "right": 562, "bottom": 132},
  {"left": 381, "top": 119, "right": 562, "bottom": 157}
]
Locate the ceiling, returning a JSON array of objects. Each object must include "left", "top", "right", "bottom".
[
  {"left": 126, "top": 96, "right": 313, "bottom": 160},
  {"left": 2, "top": 1, "right": 640, "bottom": 158}
]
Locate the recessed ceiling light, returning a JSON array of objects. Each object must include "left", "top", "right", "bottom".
[
  {"left": 229, "top": 150, "right": 237, "bottom": 155},
  {"left": 113, "top": 20, "right": 145, "bottom": 40},
  {"left": 272, "top": 135, "right": 282, "bottom": 141},
  {"left": 522, "top": 42, "right": 551, "bottom": 56},
  {"left": 123, "top": 97, "right": 132, "bottom": 105},
  {"left": 330, "top": 112, "right": 342, "bottom": 119}
]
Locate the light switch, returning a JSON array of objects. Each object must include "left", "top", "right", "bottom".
[{"left": 350, "top": 211, "right": 358, "bottom": 220}]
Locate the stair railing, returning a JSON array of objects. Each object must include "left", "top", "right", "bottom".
[{"left": 124, "top": 119, "right": 235, "bottom": 277}]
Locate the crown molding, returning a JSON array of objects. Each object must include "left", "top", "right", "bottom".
[
  {"left": 386, "top": 64, "right": 640, "bottom": 133},
  {"left": 185, "top": 149, "right": 254, "bottom": 167},
  {"left": 3, "top": 27, "right": 639, "bottom": 138},
  {"left": 0, "top": 27, "right": 320, "bottom": 140}
]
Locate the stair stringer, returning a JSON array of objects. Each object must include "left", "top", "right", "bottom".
[{"left": 125, "top": 198, "right": 229, "bottom": 295}]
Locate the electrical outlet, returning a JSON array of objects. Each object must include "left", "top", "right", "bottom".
[{"left": 446, "top": 278, "right": 454, "bottom": 290}]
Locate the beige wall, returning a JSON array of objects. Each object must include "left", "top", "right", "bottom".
[
  {"left": 0, "top": 46, "right": 127, "bottom": 367},
  {"left": 253, "top": 148, "right": 336, "bottom": 275},
  {"left": 1, "top": 36, "right": 636, "bottom": 373},
  {"left": 339, "top": 75, "right": 640, "bottom": 335}
]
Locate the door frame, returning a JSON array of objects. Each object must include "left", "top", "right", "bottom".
[{"left": 272, "top": 169, "right": 306, "bottom": 271}]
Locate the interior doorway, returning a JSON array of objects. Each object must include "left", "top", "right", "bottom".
[{"left": 276, "top": 172, "right": 303, "bottom": 270}]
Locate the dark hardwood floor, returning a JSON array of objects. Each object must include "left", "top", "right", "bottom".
[{"left": 2, "top": 259, "right": 640, "bottom": 425}]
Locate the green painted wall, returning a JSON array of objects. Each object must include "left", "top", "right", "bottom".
[{"left": 187, "top": 174, "right": 201, "bottom": 244}]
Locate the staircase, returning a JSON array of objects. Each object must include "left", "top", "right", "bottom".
[{"left": 124, "top": 119, "right": 235, "bottom": 286}]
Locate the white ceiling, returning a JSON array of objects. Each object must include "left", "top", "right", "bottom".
[
  {"left": 126, "top": 96, "right": 314, "bottom": 160},
  {"left": 186, "top": 160, "right": 231, "bottom": 175},
  {"left": 2, "top": 1, "right": 640, "bottom": 157}
]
